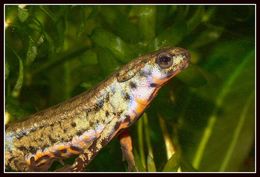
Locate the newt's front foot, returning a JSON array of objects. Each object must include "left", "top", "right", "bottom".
[{"left": 118, "top": 130, "right": 138, "bottom": 172}]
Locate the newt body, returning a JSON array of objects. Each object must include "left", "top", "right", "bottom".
[{"left": 5, "top": 47, "right": 190, "bottom": 172}]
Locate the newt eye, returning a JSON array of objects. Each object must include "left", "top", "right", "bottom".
[{"left": 156, "top": 53, "right": 173, "bottom": 69}]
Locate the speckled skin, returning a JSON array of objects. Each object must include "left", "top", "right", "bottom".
[{"left": 5, "top": 47, "right": 190, "bottom": 172}]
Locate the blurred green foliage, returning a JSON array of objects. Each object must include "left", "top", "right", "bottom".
[{"left": 5, "top": 5, "right": 255, "bottom": 172}]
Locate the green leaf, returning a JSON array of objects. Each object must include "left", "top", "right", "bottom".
[
  {"left": 131, "top": 6, "right": 156, "bottom": 42},
  {"left": 55, "top": 16, "right": 66, "bottom": 52},
  {"left": 91, "top": 28, "right": 137, "bottom": 62},
  {"left": 162, "top": 153, "right": 180, "bottom": 172},
  {"left": 190, "top": 41, "right": 255, "bottom": 171},
  {"left": 133, "top": 149, "right": 146, "bottom": 172},
  {"left": 39, "top": 6, "right": 56, "bottom": 21},
  {"left": 180, "top": 158, "right": 197, "bottom": 172},
  {"left": 219, "top": 92, "right": 254, "bottom": 171},
  {"left": 137, "top": 116, "right": 146, "bottom": 170},
  {"left": 99, "top": 7, "right": 140, "bottom": 43},
  {"left": 190, "top": 25, "right": 224, "bottom": 49},
  {"left": 96, "top": 47, "right": 119, "bottom": 76},
  {"left": 18, "top": 7, "right": 29, "bottom": 22},
  {"left": 187, "top": 6, "right": 205, "bottom": 33},
  {"left": 5, "top": 97, "right": 32, "bottom": 122},
  {"left": 143, "top": 113, "right": 156, "bottom": 172},
  {"left": 80, "top": 49, "right": 98, "bottom": 65},
  {"left": 26, "top": 37, "right": 38, "bottom": 66},
  {"left": 151, "top": 20, "right": 187, "bottom": 50},
  {"left": 147, "top": 155, "right": 156, "bottom": 172},
  {"left": 11, "top": 50, "right": 24, "bottom": 98}
]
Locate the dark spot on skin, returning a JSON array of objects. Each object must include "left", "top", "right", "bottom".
[
  {"left": 101, "top": 138, "right": 109, "bottom": 147},
  {"left": 85, "top": 108, "right": 92, "bottom": 113},
  {"left": 129, "top": 81, "right": 137, "bottom": 89},
  {"left": 16, "top": 131, "right": 27, "bottom": 139},
  {"left": 29, "top": 127, "right": 37, "bottom": 133},
  {"left": 105, "top": 111, "right": 109, "bottom": 117},
  {"left": 124, "top": 115, "right": 131, "bottom": 122},
  {"left": 70, "top": 145, "right": 84, "bottom": 154},
  {"left": 124, "top": 115, "right": 131, "bottom": 127},
  {"left": 58, "top": 121, "right": 63, "bottom": 129},
  {"left": 63, "top": 129, "right": 67, "bottom": 133},
  {"left": 89, "top": 120, "right": 94, "bottom": 127},
  {"left": 41, "top": 144, "right": 50, "bottom": 151},
  {"left": 71, "top": 122, "right": 77, "bottom": 127},
  {"left": 76, "top": 131, "right": 82, "bottom": 136},
  {"left": 93, "top": 105, "right": 100, "bottom": 112},
  {"left": 93, "top": 99, "right": 105, "bottom": 112},
  {"left": 85, "top": 109, "right": 92, "bottom": 117},
  {"left": 75, "top": 128, "right": 87, "bottom": 137},
  {"left": 60, "top": 149, "right": 67, "bottom": 153},
  {"left": 53, "top": 150, "right": 62, "bottom": 157},
  {"left": 105, "top": 94, "right": 110, "bottom": 102},
  {"left": 117, "top": 110, "right": 123, "bottom": 116},
  {"left": 101, "top": 118, "right": 106, "bottom": 124},
  {"left": 113, "top": 112, "right": 116, "bottom": 116},
  {"left": 39, "top": 125, "right": 45, "bottom": 129},
  {"left": 35, "top": 155, "right": 50, "bottom": 163},
  {"left": 74, "top": 156, "right": 85, "bottom": 171},
  {"left": 16, "top": 136, "right": 22, "bottom": 140},
  {"left": 98, "top": 99, "right": 104, "bottom": 108},
  {"left": 29, "top": 146, "right": 37, "bottom": 154},
  {"left": 124, "top": 93, "right": 130, "bottom": 100},
  {"left": 17, "top": 146, "right": 28, "bottom": 152},
  {"left": 150, "top": 83, "right": 158, "bottom": 88},
  {"left": 114, "top": 122, "right": 121, "bottom": 131},
  {"left": 89, "top": 140, "right": 97, "bottom": 153},
  {"left": 139, "top": 70, "right": 148, "bottom": 77},
  {"left": 83, "top": 153, "right": 89, "bottom": 163}
]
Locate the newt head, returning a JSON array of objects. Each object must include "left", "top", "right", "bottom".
[
  {"left": 116, "top": 47, "right": 190, "bottom": 84},
  {"left": 140, "top": 47, "right": 190, "bottom": 86}
]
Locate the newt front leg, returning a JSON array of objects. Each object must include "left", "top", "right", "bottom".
[{"left": 118, "top": 130, "right": 138, "bottom": 172}]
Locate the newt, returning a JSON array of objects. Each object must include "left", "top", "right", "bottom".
[{"left": 5, "top": 47, "right": 190, "bottom": 172}]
